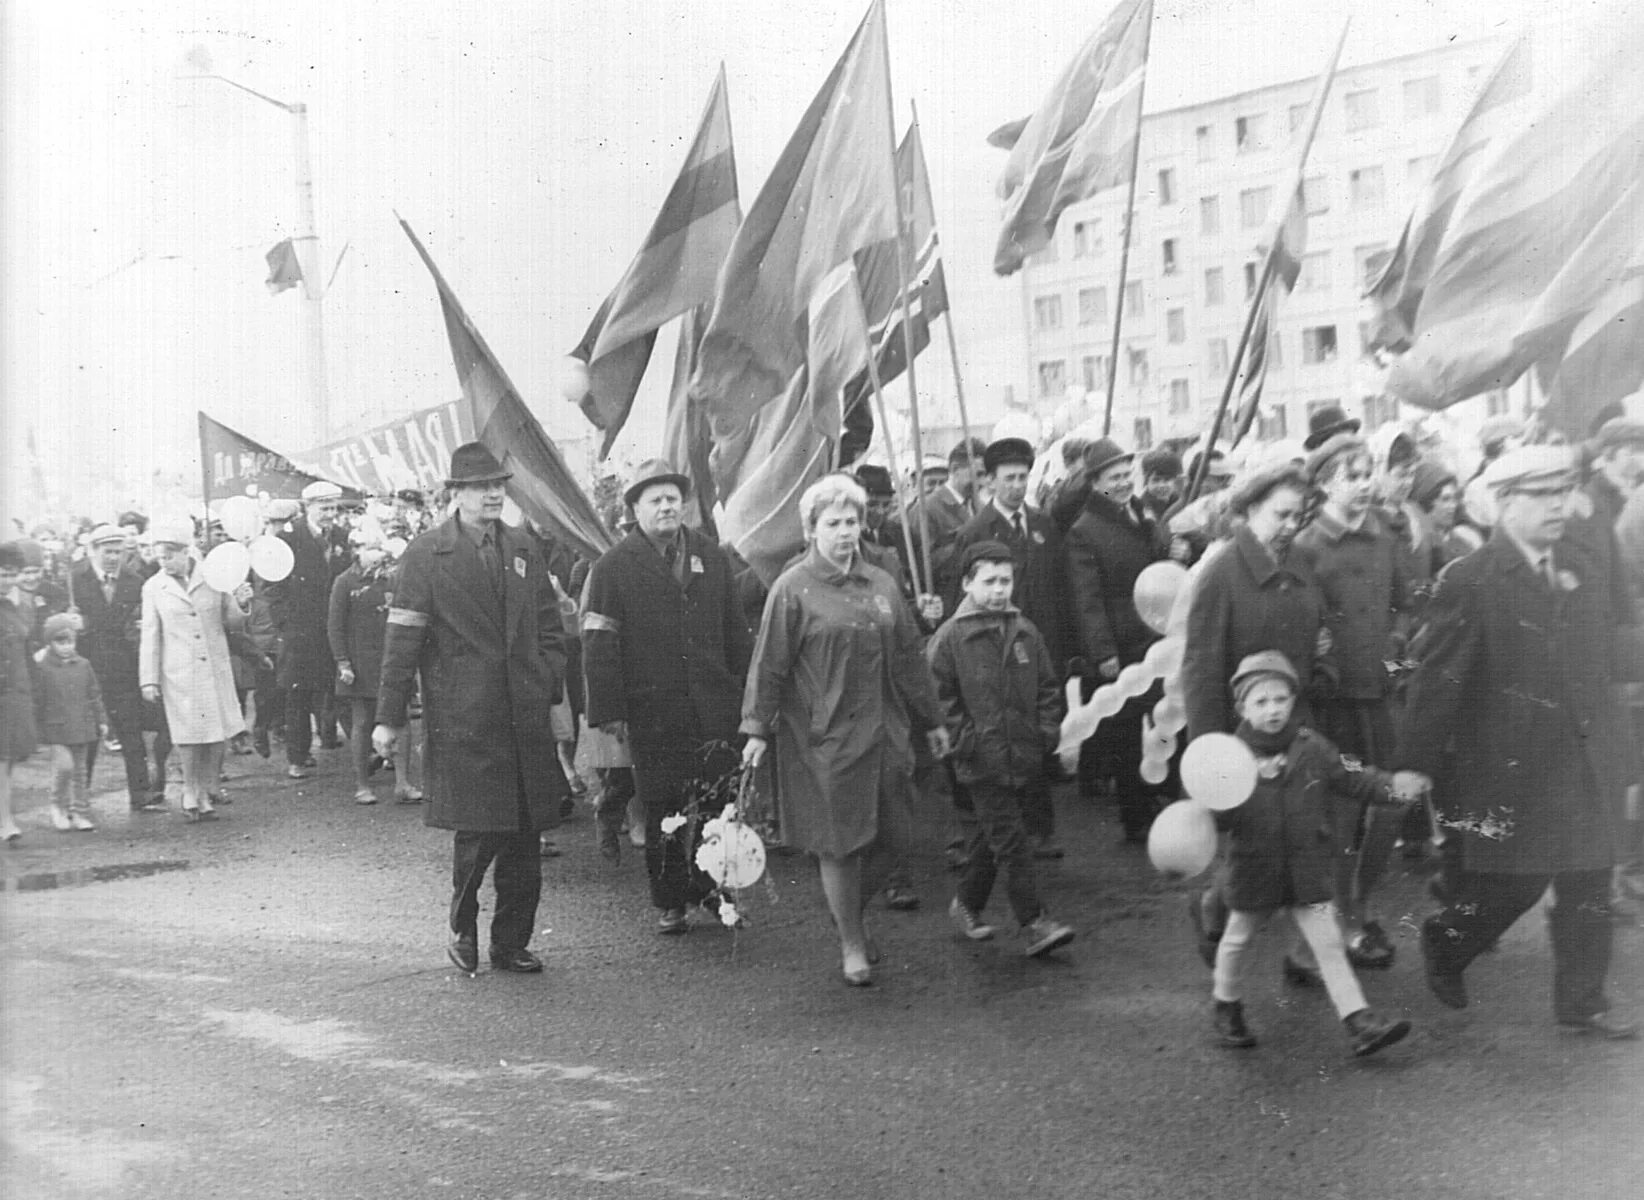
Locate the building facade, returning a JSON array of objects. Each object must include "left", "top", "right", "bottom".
[{"left": 1018, "top": 37, "right": 1519, "bottom": 453}]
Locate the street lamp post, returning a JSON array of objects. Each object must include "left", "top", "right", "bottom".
[{"left": 191, "top": 74, "right": 330, "bottom": 446}]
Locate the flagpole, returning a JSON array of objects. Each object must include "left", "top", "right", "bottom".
[
  {"left": 1100, "top": 3, "right": 1156, "bottom": 438},
  {"left": 855, "top": 280, "right": 927, "bottom": 595},
  {"left": 876, "top": 0, "right": 936, "bottom": 598},
  {"left": 911, "top": 100, "right": 977, "bottom": 467},
  {"left": 198, "top": 412, "right": 213, "bottom": 510},
  {"left": 1184, "top": 18, "right": 1349, "bottom": 504}
]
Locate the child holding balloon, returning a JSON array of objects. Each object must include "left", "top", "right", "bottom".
[{"left": 1209, "top": 651, "right": 1424, "bottom": 1057}]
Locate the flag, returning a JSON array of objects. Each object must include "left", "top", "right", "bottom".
[
  {"left": 265, "top": 239, "right": 303, "bottom": 295},
  {"left": 399, "top": 219, "right": 614, "bottom": 564},
  {"left": 660, "top": 304, "right": 719, "bottom": 536},
  {"left": 290, "top": 400, "right": 474, "bottom": 494},
  {"left": 1228, "top": 291, "right": 1276, "bottom": 447},
  {"left": 572, "top": 67, "right": 741, "bottom": 456},
  {"left": 994, "top": 0, "right": 1152, "bottom": 276},
  {"left": 839, "top": 120, "right": 950, "bottom": 463},
  {"left": 199, "top": 412, "right": 330, "bottom": 504},
  {"left": 1536, "top": 278, "right": 1644, "bottom": 439},
  {"left": 1374, "top": 10, "right": 1644, "bottom": 409},
  {"left": 986, "top": 115, "right": 1030, "bottom": 151},
  {"left": 690, "top": 0, "right": 899, "bottom": 495},
  {"left": 1230, "top": 186, "right": 1307, "bottom": 446}
]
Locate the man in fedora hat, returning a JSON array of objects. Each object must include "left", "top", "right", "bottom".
[
  {"left": 583, "top": 459, "right": 752, "bottom": 934},
  {"left": 1302, "top": 403, "right": 1362, "bottom": 452},
  {"left": 269, "top": 479, "right": 349, "bottom": 778},
  {"left": 374, "top": 442, "right": 569, "bottom": 974}
]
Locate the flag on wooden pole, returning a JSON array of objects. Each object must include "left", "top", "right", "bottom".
[
  {"left": 993, "top": 0, "right": 1152, "bottom": 276},
  {"left": 199, "top": 412, "right": 329, "bottom": 503},
  {"left": 571, "top": 67, "right": 741, "bottom": 456},
  {"left": 399, "top": 218, "right": 614, "bottom": 563},
  {"left": 1230, "top": 187, "right": 1306, "bottom": 446},
  {"left": 1536, "top": 278, "right": 1644, "bottom": 439}
]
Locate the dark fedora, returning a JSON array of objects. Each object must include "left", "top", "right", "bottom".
[
  {"left": 623, "top": 458, "right": 692, "bottom": 508},
  {"left": 1302, "top": 403, "right": 1362, "bottom": 451},
  {"left": 445, "top": 442, "right": 513, "bottom": 487},
  {"left": 982, "top": 437, "right": 1036, "bottom": 474},
  {"left": 1082, "top": 437, "right": 1134, "bottom": 479},
  {"left": 854, "top": 463, "right": 895, "bottom": 497}
]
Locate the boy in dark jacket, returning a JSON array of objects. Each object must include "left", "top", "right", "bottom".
[
  {"left": 35, "top": 612, "right": 108, "bottom": 831},
  {"left": 1210, "top": 650, "right": 1422, "bottom": 1057},
  {"left": 927, "top": 541, "right": 1073, "bottom": 958}
]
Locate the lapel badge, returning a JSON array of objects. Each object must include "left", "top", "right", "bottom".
[
  {"left": 690, "top": 555, "right": 704, "bottom": 574},
  {"left": 513, "top": 555, "right": 527, "bottom": 579},
  {"left": 1031, "top": 530, "right": 1045, "bottom": 544}
]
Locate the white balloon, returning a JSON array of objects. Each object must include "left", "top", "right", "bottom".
[
  {"left": 560, "top": 356, "right": 592, "bottom": 403},
  {"left": 1180, "top": 733, "right": 1259, "bottom": 811},
  {"left": 248, "top": 534, "right": 295, "bottom": 582},
  {"left": 219, "top": 495, "right": 261, "bottom": 542},
  {"left": 1116, "top": 661, "right": 1156, "bottom": 698},
  {"left": 1143, "top": 635, "right": 1186, "bottom": 680},
  {"left": 202, "top": 541, "right": 250, "bottom": 592},
  {"left": 1139, "top": 757, "right": 1170, "bottom": 785},
  {"left": 1091, "top": 686, "right": 1125, "bottom": 720},
  {"left": 1147, "top": 799, "right": 1219, "bottom": 877}
]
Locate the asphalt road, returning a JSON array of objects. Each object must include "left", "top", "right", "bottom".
[{"left": 3, "top": 741, "right": 1641, "bottom": 1200}]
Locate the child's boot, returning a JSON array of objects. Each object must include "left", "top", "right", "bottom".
[
  {"left": 1022, "top": 912, "right": 1074, "bottom": 957},
  {"left": 1213, "top": 999, "right": 1257, "bottom": 1048},
  {"left": 1344, "top": 1008, "right": 1411, "bottom": 1057}
]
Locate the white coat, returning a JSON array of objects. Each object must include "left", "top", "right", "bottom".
[{"left": 140, "top": 567, "right": 247, "bottom": 745}]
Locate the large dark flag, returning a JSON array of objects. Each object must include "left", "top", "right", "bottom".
[
  {"left": 199, "top": 412, "right": 328, "bottom": 504},
  {"left": 1371, "top": 9, "right": 1644, "bottom": 409},
  {"left": 399, "top": 219, "right": 614, "bottom": 563},
  {"left": 571, "top": 67, "right": 741, "bottom": 456},
  {"left": 1230, "top": 187, "right": 1307, "bottom": 446},
  {"left": 994, "top": 0, "right": 1152, "bottom": 276},
  {"left": 1536, "top": 279, "right": 1644, "bottom": 439},
  {"left": 689, "top": 0, "right": 899, "bottom": 497},
  {"left": 660, "top": 304, "right": 719, "bottom": 535}
]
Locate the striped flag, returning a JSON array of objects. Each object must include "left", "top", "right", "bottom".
[
  {"left": 572, "top": 67, "right": 741, "bottom": 456},
  {"left": 660, "top": 304, "right": 719, "bottom": 536},
  {"left": 691, "top": 0, "right": 899, "bottom": 496},
  {"left": 399, "top": 219, "right": 614, "bottom": 564},
  {"left": 994, "top": 0, "right": 1152, "bottom": 276},
  {"left": 1536, "top": 278, "right": 1644, "bottom": 440},
  {"left": 1231, "top": 187, "right": 1306, "bottom": 446},
  {"left": 1375, "top": 9, "right": 1644, "bottom": 409}
]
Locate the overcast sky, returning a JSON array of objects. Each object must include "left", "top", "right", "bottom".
[{"left": 1, "top": 0, "right": 1574, "bottom": 517}]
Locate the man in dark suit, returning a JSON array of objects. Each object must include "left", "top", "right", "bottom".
[
  {"left": 373, "top": 443, "right": 568, "bottom": 975},
  {"left": 583, "top": 460, "right": 753, "bottom": 935},
  {"left": 1401, "top": 445, "right": 1638, "bottom": 1037},
  {"left": 71, "top": 524, "right": 168, "bottom": 812},
  {"left": 269, "top": 481, "right": 348, "bottom": 779},
  {"left": 948, "top": 439, "right": 1074, "bottom": 855}
]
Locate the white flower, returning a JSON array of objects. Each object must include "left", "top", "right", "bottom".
[
  {"left": 717, "top": 900, "right": 741, "bottom": 928},
  {"left": 659, "top": 813, "right": 686, "bottom": 835}
]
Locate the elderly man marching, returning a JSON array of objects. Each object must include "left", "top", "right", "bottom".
[
  {"left": 373, "top": 444, "right": 569, "bottom": 975},
  {"left": 1400, "top": 445, "right": 1638, "bottom": 1038},
  {"left": 270, "top": 479, "right": 349, "bottom": 780},
  {"left": 583, "top": 460, "right": 753, "bottom": 935}
]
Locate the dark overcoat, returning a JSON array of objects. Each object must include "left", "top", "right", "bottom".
[
  {"left": 1181, "top": 527, "right": 1326, "bottom": 739},
  {"left": 1397, "top": 533, "right": 1633, "bottom": 874},
  {"left": 1065, "top": 493, "right": 1167, "bottom": 668},
  {"left": 327, "top": 564, "right": 392, "bottom": 701},
  {"left": 581, "top": 527, "right": 751, "bottom": 753},
  {"left": 68, "top": 561, "right": 145, "bottom": 706},
  {"left": 947, "top": 504, "right": 1075, "bottom": 673},
  {"left": 377, "top": 516, "right": 568, "bottom": 833},
  {"left": 269, "top": 521, "right": 344, "bottom": 691},
  {"left": 1290, "top": 508, "right": 1412, "bottom": 700}
]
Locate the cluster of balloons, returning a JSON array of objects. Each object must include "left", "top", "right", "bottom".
[
  {"left": 1146, "top": 733, "right": 1259, "bottom": 878},
  {"left": 201, "top": 494, "right": 295, "bottom": 592}
]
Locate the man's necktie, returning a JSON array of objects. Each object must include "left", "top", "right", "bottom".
[
  {"left": 1011, "top": 512, "right": 1025, "bottom": 541},
  {"left": 102, "top": 575, "right": 115, "bottom": 604}
]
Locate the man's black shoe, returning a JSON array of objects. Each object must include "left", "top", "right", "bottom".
[
  {"left": 448, "top": 935, "right": 479, "bottom": 973},
  {"left": 490, "top": 948, "right": 544, "bottom": 973},
  {"left": 1420, "top": 922, "right": 1468, "bottom": 1009}
]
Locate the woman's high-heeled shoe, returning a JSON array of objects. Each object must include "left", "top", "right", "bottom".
[{"left": 841, "top": 948, "right": 872, "bottom": 987}]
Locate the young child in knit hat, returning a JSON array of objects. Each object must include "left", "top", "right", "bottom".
[
  {"left": 35, "top": 612, "right": 108, "bottom": 831},
  {"left": 1209, "top": 650, "right": 1425, "bottom": 1057}
]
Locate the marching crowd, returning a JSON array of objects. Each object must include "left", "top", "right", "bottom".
[{"left": 4, "top": 400, "right": 1642, "bottom": 1055}]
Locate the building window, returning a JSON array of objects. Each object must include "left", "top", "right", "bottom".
[
  {"left": 1128, "top": 347, "right": 1150, "bottom": 386},
  {"left": 1407, "top": 155, "right": 1436, "bottom": 186},
  {"left": 1344, "top": 88, "right": 1379, "bottom": 131},
  {"left": 1204, "top": 266, "right": 1225, "bottom": 307},
  {"left": 1240, "top": 186, "right": 1273, "bottom": 229},
  {"left": 1301, "top": 174, "right": 1329, "bottom": 215},
  {"left": 1206, "top": 338, "right": 1231, "bottom": 379},
  {"left": 1298, "top": 251, "right": 1330, "bottom": 293},
  {"left": 1195, "top": 124, "right": 1214, "bottom": 161},
  {"left": 1199, "top": 195, "right": 1221, "bottom": 236},
  {"left": 1258, "top": 405, "right": 1289, "bottom": 440},
  {"left": 1349, "top": 165, "right": 1386, "bottom": 209},
  {"left": 1037, "top": 360, "right": 1066, "bottom": 397},
  {"left": 1302, "top": 326, "right": 1339, "bottom": 365},
  {"left": 1081, "top": 354, "right": 1109, "bottom": 391},
  {"left": 1242, "top": 261, "right": 1259, "bottom": 301},
  {"left": 1287, "top": 103, "right": 1309, "bottom": 137},
  {"left": 1134, "top": 417, "right": 1154, "bottom": 449},
  {"left": 1166, "top": 308, "right": 1187, "bottom": 344},
  {"left": 1078, "top": 286, "right": 1108, "bottom": 327},
  {"left": 1485, "top": 390, "right": 1511, "bottom": 417},
  {"left": 1268, "top": 331, "right": 1283, "bottom": 368},
  {"left": 1235, "top": 113, "right": 1268, "bottom": 153},
  {"left": 1161, "top": 238, "right": 1179, "bottom": 275},
  {"left": 1033, "top": 294, "right": 1063, "bottom": 331},
  {"left": 1167, "top": 379, "right": 1191, "bottom": 415},
  {"left": 1363, "top": 394, "right": 1401, "bottom": 429},
  {"left": 1354, "top": 244, "right": 1388, "bottom": 291},
  {"left": 1125, "top": 280, "right": 1145, "bottom": 318},
  {"left": 1403, "top": 75, "right": 1442, "bottom": 119},
  {"left": 1158, "top": 168, "right": 1176, "bottom": 205},
  {"left": 1073, "top": 219, "right": 1101, "bottom": 258}
]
